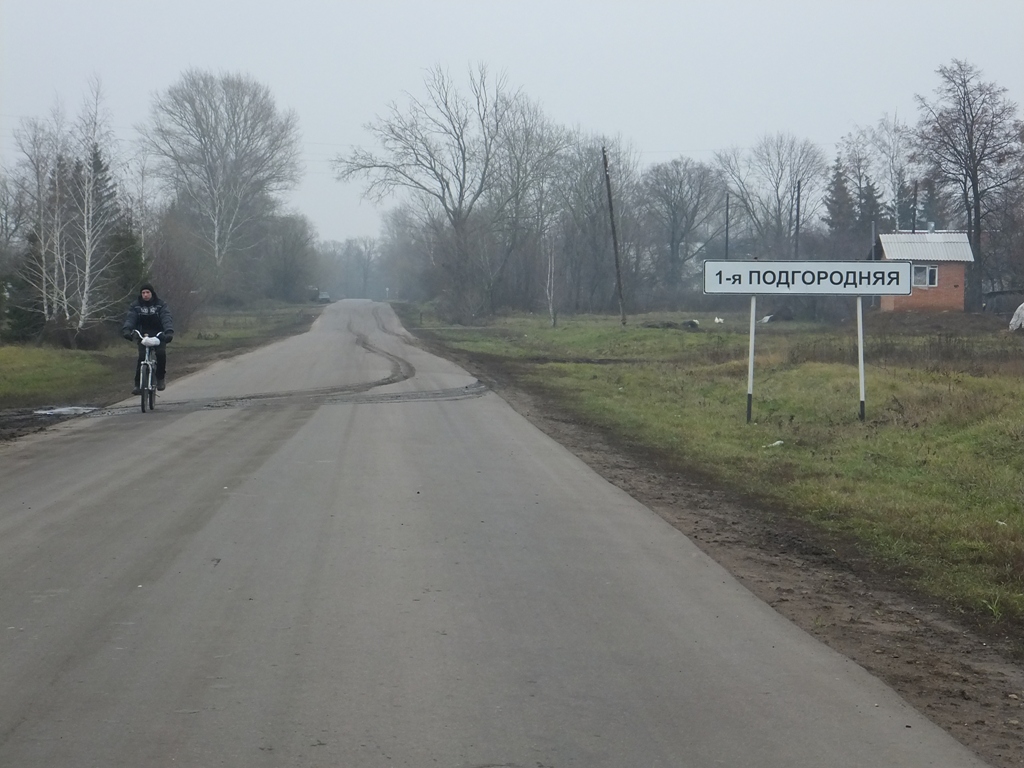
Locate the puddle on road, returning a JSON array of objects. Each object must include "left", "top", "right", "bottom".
[{"left": 32, "top": 406, "right": 99, "bottom": 416}]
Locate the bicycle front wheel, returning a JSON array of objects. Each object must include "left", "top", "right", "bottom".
[
  {"left": 148, "top": 387, "right": 156, "bottom": 411},
  {"left": 140, "top": 364, "right": 150, "bottom": 413}
]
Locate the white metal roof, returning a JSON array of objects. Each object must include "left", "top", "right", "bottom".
[{"left": 877, "top": 232, "right": 974, "bottom": 263}]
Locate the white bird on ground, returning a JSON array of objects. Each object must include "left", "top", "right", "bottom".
[
  {"left": 714, "top": 317, "right": 725, "bottom": 324},
  {"left": 1009, "top": 302, "right": 1024, "bottom": 331},
  {"left": 758, "top": 314, "right": 774, "bottom": 324}
]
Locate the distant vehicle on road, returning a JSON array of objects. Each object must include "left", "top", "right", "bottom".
[{"left": 317, "top": 292, "right": 332, "bottom": 303}]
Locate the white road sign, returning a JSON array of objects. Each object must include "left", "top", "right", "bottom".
[{"left": 703, "top": 260, "right": 913, "bottom": 295}]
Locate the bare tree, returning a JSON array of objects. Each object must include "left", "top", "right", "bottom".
[
  {"left": 717, "top": 133, "right": 827, "bottom": 259},
  {"left": 333, "top": 64, "right": 514, "bottom": 322},
  {"left": 484, "top": 95, "right": 569, "bottom": 313},
  {"left": 375, "top": 206, "right": 435, "bottom": 303},
  {"left": 984, "top": 172, "right": 1024, "bottom": 300},
  {"left": 68, "top": 79, "right": 126, "bottom": 331},
  {"left": 256, "top": 214, "right": 319, "bottom": 302},
  {"left": 0, "top": 168, "right": 27, "bottom": 324},
  {"left": 13, "top": 106, "right": 74, "bottom": 326},
  {"left": 551, "top": 135, "right": 611, "bottom": 313},
  {"left": 121, "top": 147, "right": 157, "bottom": 259},
  {"left": 0, "top": 168, "right": 29, "bottom": 270},
  {"left": 547, "top": 134, "right": 643, "bottom": 314},
  {"left": 869, "top": 113, "right": 916, "bottom": 230},
  {"left": 914, "top": 59, "right": 1024, "bottom": 310},
  {"left": 640, "top": 157, "right": 724, "bottom": 290},
  {"left": 339, "top": 237, "right": 377, "bottom": 298},
  {"left": 146, "top": 205, "right": 205, "bottom": 331},
  {"left": 8, "top": 84, "right": 141, "bottom": 342},
  {"left": 140, "top": 69, "right": 301, "bottom": 273}
]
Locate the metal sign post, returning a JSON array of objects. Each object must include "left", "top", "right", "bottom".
[
  {"left": 703, "top": 261, "right": 913, "bottom": 422},
  {"left": 857, "top": 296, "right": 866, "bottom": 420},
  {"left": 747, "top": 296, "right": 756, "bottom": 423}
]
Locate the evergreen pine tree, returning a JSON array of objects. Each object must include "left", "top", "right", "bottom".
[
  {"left": 857, "top": 178, "right": 879, "bottom": 229},
  {"left": 107, "top": 216, "right": 146, "bottom": 301},
  {"left": 823, "top": 158, "right": 857, "bottom": 236},
  {"left": 856, "top": 177, "right": 890, "bottom": 239},
  {"left": 821, "top": 158, "right": 865, "bottom": 259},
  {"left": 919, "top": 177, "right": 953, "bottom": 230},
  {"left": 68, "top": 143, "right": 133, "bottom": 334},
  {"left": 896, "top": 181, "right": 918, "bottom": 231}
]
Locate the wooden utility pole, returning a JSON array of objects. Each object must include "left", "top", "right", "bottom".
[
  {"left": 602, "top": 146, "right": 627, "bottom": 326},
  {"left": 794, "top": 179, "right": 801, "bottom": 259},
  {"left": 725, "top": 192, "right": 730, "bottom": 259}
]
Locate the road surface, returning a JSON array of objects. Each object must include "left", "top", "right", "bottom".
[{"left": 0, "top": 300, "right": 988, "bottom": 767}]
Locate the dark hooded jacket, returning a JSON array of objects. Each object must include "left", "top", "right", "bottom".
[{"left": 122, "top": 284, "right": 174, "bottom": 341}]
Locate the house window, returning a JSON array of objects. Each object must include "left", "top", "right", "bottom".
[{"left": 913, "top": 265, "right": 938, "bottom": 287}]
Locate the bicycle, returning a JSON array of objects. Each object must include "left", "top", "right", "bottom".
[{"left": 133, "top": 330, "right": 163, "bottom": 412}]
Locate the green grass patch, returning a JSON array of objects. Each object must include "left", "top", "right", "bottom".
[
  {"left": 178, "top": 302, "right": 322, "bottom": 350},
  {"left": 0, "top": 346, "right": 123, "bottom": 407},
  {"left": 412, "top": 308, "right": 1024, "bottom": 623},
  {"left": 0, "top": 302, "right": 320, "bottom": 409}
]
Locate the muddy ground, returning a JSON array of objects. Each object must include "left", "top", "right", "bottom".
[
  {"left": 3, "top": 324, "right": 1023, "bottom": 766},
  {"left": 0, "top": 345, "right": 234, "bottom": 441}
]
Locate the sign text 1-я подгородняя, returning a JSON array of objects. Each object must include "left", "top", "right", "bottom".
[{"left": 703, "top": 261, "right": 912, "bottom": 296}]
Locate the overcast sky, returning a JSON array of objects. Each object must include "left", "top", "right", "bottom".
[{"left": 2, "top": 0, "right": 1022, "bottom": 244}]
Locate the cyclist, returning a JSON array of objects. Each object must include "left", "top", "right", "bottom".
[{"left": 122, "top": 283, "right": 174, "bottom": 394}]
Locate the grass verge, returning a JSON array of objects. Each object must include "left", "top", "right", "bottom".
[
  {"left": 0, "top": 302, "right": 321, "bottom": 409},
  {"left": 394, "top": 303, "right": 1024, "bottom": 626}
]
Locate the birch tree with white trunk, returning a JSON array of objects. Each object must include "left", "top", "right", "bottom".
[
  {"left": 68, "top": 79, "right": 126, "bottom": 331},
  {"left": 9, "top": 83, "right": 142, "bottom": 341},
  {"left": 13, "top": 107, "right": 73, "bottom": 324},
  {"left": 140, "top": 69, "right": 301, "bottom": 274}
]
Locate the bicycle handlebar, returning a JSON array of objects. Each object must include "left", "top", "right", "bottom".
[{"left": 133, "top": 330, "right": 164, "bottom": 348}]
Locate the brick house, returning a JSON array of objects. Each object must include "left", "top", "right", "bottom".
[{"left": 872, "top": 232, "right": 974, "bottom": 312}]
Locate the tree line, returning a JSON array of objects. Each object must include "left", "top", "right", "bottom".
[
  {"left": 338, "top": 60, "right": 1023, "bottom": 322},
  {"left": 2, "top": 59, "right": 1021, "bottom": 346},
  {"left": 0, "top": 71, "right": 314, "bottom": 346}
]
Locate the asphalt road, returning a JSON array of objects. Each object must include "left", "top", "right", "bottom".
[{"left": 0, "top": 300, "right": 989, "bottom": 767}]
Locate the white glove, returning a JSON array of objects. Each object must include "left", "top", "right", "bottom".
[{"left": 141, "top": 336, "right": 161, "bottom": 347}]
